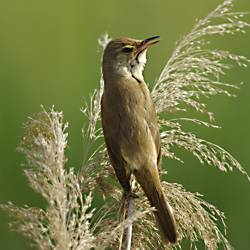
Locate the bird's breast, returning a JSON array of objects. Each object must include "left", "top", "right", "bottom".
[{"left": 102, "top": 76, "right": 158, "bottom": 169}]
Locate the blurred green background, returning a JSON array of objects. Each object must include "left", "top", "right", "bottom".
[{"left": 0, "top": 0, "right": 249, "bottom": 249}]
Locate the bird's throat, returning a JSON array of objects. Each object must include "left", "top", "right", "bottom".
[
  {"left": 110, "top": 50, "right": 147, "bottom": 83},
  {"left": 129, "top": 50, "right": 147, "bottom": 82}
]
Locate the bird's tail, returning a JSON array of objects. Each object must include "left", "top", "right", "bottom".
[{"left": 134, "top": 166, "right": 178, "bottom": 244}]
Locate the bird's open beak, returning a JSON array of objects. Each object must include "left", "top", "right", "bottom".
[{"left": 137, "top": 35, "right": 160, "bottom": 53}]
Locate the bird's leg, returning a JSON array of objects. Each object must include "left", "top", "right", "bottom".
[
  {"left": 124, "top": 172, "right": 139, "bottom": 199},
  {"left": 113, "top": 164, "right": 138, "bottom": 198},
  {"left": 124, "top": 191, "right": 139, "bottom": 199}
]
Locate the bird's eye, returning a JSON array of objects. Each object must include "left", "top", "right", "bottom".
[{"left": 122, "top": 46, "right": 134, "bottom": 53}]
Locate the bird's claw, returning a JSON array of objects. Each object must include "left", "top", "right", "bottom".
[{"left": 124, "top": 191, "right": 139, "bottom": 199}]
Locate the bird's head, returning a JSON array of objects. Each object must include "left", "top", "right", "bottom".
[{"left": 102, "top": 36, "right": 160, "bottom": 82}]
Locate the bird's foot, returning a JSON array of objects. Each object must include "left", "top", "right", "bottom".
[{"left": 124, "top": 190, "right": 139, "bottom": 199}]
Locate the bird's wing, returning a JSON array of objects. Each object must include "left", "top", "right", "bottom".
[
  {"left": 101, "top": 97, "right": 131, "bottom": 192},
  {"left": 104, "top": 136, "right": 131, "bottom": 192}
]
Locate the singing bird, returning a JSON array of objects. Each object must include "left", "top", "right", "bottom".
[{"left": 101, "top": 36, "right": 178, "bottom": 244}]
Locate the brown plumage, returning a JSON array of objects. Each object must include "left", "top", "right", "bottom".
[{"left": 101, "top": 36, "right": 178, "bottom": 244}]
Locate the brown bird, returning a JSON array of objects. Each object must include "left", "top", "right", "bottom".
[{"left": 101, "top": 36, "right": 178, "bottom": 244}]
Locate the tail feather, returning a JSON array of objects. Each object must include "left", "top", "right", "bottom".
[{"left": 134, "top": 167, "right": 178, "bottom": 244}]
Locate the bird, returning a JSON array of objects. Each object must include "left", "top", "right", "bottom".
[{"left": 100, "top": 36, "right": 178, "bottom": 244}]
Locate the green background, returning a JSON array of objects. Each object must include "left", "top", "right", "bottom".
[{"left": 0, "top": 0, "right": 249, "bottom": 249}]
